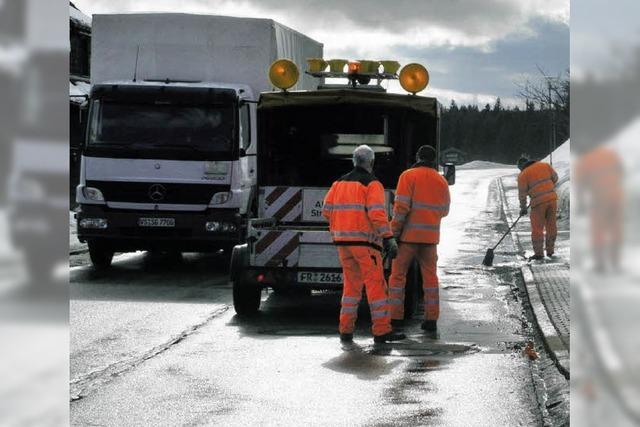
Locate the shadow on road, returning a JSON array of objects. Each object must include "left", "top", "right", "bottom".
[
  {"left": 229, "top": 291, "right": 342, "bottom": 339},
  {"left": 322, "top": 343, "right": 403, "bottom": 380},
  {"left": 70, "top": 251, "right": 231, "bottom": 303}
]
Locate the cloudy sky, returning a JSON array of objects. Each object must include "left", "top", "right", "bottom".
[{"left": 73, "top": 0, "right": 569, "bottom": 107}]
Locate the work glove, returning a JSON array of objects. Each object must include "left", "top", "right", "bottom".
[
  {"left": 383, "top": 237, "right": 399, "bottom": 260},
  {"left": 519, "top": 207, "right": 528, "bottom": 216}
]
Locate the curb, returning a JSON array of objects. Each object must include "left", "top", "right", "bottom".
[
  {"left": 497, "top": 176, "right": 570, "bottom": 378},
  {"left": 521, "top": 265, "right": 570, "bottom": 378}
]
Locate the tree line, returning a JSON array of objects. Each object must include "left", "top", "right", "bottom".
[{"left": 440, "top": 71, "right": 569, "bottom": 164}]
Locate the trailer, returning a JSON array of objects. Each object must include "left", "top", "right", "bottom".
[{"left": 75, "top": 14, "right": 322, "bottom": 269}]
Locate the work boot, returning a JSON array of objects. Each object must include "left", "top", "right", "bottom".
[
  {"left": 421, "top": 320, "right": 437, "bottom": 332},
  {"left": 391, "top": 319, "right": 406, "bottom": 328},
  {"left": 339, "top": 333, "right": 353, "bottom": 342},
  {"left": 546, "top": 251, "right": 554, "bottom": 258},
  {"left": 373, "top": 331, "right": 406, "bottom": 343},
  {"left": 528, "top": 254, "right": 544, "bottom": 261}
]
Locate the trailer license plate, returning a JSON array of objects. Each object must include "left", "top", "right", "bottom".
[
  {"left": 297, "top": 272, "right": 343, "bottom": 284},
  {"left": 138, "top": 218, "right": 175, "bottom": 227}
]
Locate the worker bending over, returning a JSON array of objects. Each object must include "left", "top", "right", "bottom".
[{"left": 517, "top": 156, "right": 559, "bottom": 260}]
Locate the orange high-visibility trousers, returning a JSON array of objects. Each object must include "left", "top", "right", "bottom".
[
  {"left": 530, "top": 200, "right": 557, "bottom": 256},
  {"left": 337, "top": 246, "right": 392, "bottom": 336},
  {"left": 388, "top": 243, "right": 439, "bottom": 321}
]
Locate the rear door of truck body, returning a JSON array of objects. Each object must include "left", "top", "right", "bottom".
[{"left": 250, "top": 90, "right": 439, "bottom": 286}]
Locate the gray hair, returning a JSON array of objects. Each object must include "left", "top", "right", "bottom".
[{"left": 352, "top": 145, "right": 375, "bottom": 171}]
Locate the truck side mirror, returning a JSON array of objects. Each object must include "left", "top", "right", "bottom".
[{"left": 443, "top": 163, "right": 456, "bottom": 185}]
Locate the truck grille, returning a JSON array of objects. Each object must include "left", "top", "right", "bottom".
[{"left": 86, "top": 181, "right": 229, "bottom": 205}]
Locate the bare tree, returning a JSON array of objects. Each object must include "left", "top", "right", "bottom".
[{"left": 515, "top": 65, "right": 569, "bottom": 111}]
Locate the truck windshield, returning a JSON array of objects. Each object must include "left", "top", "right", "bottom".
[{"left": 88, "top": 101, "right": 234, "bottom": 154}]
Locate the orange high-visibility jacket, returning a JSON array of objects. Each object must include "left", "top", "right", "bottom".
[
  {"left": 518, "top": 161, "right": 558, "bottom": 209},
  {"left": 323, "top": 167, "right": 392, "bottom": 250},
  {"left": 390, "top": 163, "right": 450, "bottom": 244}
]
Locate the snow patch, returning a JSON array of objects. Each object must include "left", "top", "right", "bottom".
[
  {"left": 70, "top": 3, "right": 92, "bottom": 29},
  {"left": 457, "top": 160, "right": 514, "bottom": 170},
  {"left": 544, "top": 139, "right": 570, "bottom": 220},
  {"left": 69, "top": 211, "right": 86, "bottom": 253},
  {"left": 70, "top": 81, "right": 91, "bottom": 105}
]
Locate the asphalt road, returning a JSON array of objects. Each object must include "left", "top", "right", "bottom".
[{"left": 70, "top": 166, "right": 546, "bottom": 426}]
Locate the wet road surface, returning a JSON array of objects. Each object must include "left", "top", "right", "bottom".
[{"left": 70, "top": 167, "right": 546, "bottom": 426}]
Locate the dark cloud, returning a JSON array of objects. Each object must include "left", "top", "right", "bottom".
[
  {"left": 73, "top": 0, "right": 569, "bottom": 103},
  {"left": 77, "top": 0, "right": 567, "bottom": 43},
  {"left": 394, "top": 17, "right": 569, "bottom": 102}
]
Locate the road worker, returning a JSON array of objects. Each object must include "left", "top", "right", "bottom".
[
  {"left": 322, "top": 145, "right": 405, "bottom": 343},
  {"left": 388, "top": 145, "right": 450, "bottom": 332},
  {"left": 517, "top": 155, "right": 559, "bottom": 260}
]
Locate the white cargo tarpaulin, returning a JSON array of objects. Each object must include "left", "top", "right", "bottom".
[{"left": 91, "top": 14, "right": 323, "bottom": 95}]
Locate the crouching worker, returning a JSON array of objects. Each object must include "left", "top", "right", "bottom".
[
  {"left": 388, "top": 145, "right": 450, "bottom": 332},
  {"left": 323, "top": 145, "right": 405, "bottom": 343},
  {"left": 517, "top": 156, "right": 559, "bottom": 260}
]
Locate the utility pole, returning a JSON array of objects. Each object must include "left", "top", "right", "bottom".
[{"left": 545, "top": 76, "right": 556, "bottom": 166}]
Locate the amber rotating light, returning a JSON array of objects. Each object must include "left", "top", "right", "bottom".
[
  {"left": 269, "top": 59, "right": 299, "bottom": 90},
  {"left": 399, "top": 63, "right": 429, "bottom": 94}
]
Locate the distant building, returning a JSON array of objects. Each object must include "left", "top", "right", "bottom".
[{"left": 440, "top": 147, "right": 466, "bottom": 165}]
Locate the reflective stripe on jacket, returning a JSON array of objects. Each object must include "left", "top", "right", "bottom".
[
  {"left": 390, "top": 163, "right": 450, "bottom": 244},
  {"left": 518, "top": 161, "right": 558, "bottom": 209},
  {"left": 322, "top": 167, "right": 392, "bottom": 250}
]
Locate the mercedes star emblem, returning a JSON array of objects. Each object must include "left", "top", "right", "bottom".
[{"left": 148, "top": 184, "right": 166, "bottom": 202}]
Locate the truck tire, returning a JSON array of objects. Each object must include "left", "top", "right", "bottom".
[
  {"left": 229, "top": 244, "right": 261, "bottom": 315},
  {"left": 403, "top": 262, "right": 422, "bottom": 320},
  {"left": 88, "top": 241, "right": 114, "bottom": 271},
  {"left": 233, "top": 278, "right": 261, "bottom": 315}
]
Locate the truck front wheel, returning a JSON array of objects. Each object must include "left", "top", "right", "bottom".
[
  {"left": 232, "top": 278, "right": 261, "bottom": 315},
  {"left": 88, "top": 241, "right": 114, "bottom": 271}
]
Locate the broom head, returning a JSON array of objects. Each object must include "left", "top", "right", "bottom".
[{"left": 482, "top": 248, "right": 494, "bottom": 266}]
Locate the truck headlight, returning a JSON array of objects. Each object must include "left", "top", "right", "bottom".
[
  {"left": 210, "top": 192, "right": 231, "bottom": 205},
  {"left": 83, "top": 186, "right": 105, "bottom": 201},
  {"left": 221, "top": 222, "right": 237, "bottom": 233},
  {"left": 206, "top": 221, "right": 221, "bottom": 232},
  {"left": 205, "top": 221, "right": 237, "bottom": 233},
  {"left": 79, "top": 218, "right": 108, "bottom": 229}
]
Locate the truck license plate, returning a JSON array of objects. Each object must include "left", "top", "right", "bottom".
[
  {"left": 297, "top": 272, "right": 343, "bottom": 284},
  {"left": 137, "top": 218, "right": 175, "bottom": 227}
]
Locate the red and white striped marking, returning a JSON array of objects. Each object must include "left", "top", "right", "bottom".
[
  {"left": 254, "top": 230, "right": 300, "bottom": 267},
  {"left": 261, "top": 187, "right": 302, "bottom": 222}
]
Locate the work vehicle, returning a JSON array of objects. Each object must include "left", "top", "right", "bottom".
[
  {"left": 231, "top": 60, "right": 455, "bottom": 316},
  {"left": 75, "top": 14, "right": 321, "bottom": 269}
]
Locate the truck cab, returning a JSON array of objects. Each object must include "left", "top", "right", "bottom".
[
  {"left": 76, "top": 81, "right": 256, "bottom": 267},
  {"left": 231, "top": 67, "right": 447, "bottom": 316},
  {"left": 76, "top": 13, "right": 322, "bottom": 269}
]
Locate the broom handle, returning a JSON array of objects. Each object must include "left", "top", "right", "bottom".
[{"left": 492, "top": 203, "right": 530, "bottom": 250}]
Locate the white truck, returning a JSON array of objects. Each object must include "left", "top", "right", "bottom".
[
  {"left": 76, "top": 14, "right": 322, "bottom": 269},
  {"left": 230, "top": 65, "right": 456, "bottom": 317}
]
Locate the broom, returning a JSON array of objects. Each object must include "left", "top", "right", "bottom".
[{"left": 482, "top": 206, "right": 528, "bottom": 266}]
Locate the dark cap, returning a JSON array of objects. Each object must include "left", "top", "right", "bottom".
[
  {"left": 517, "top": 156, "right": 530, "bottom": 170},
  {"left": 416, "top": 145, "right": 437, "bottom": 162}
]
